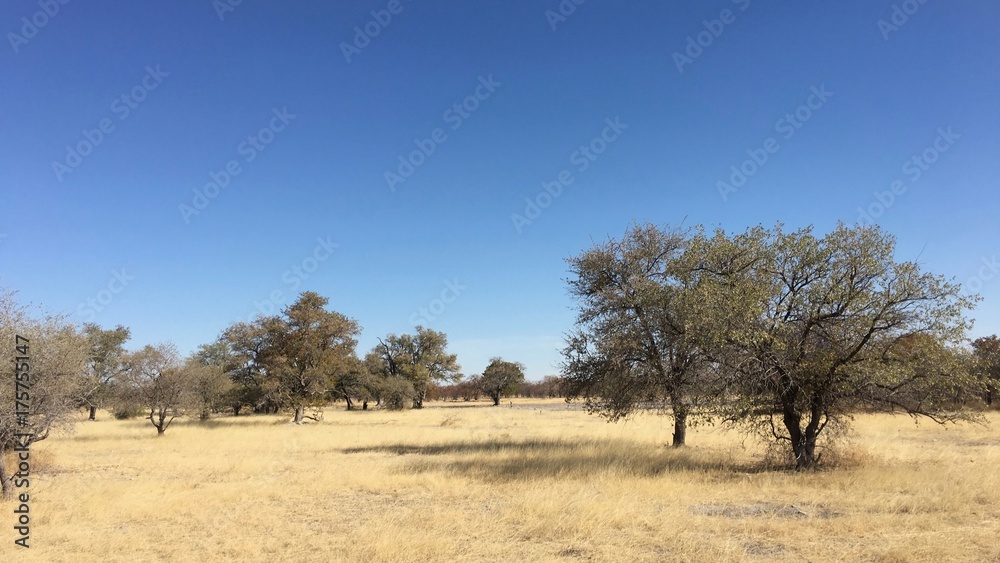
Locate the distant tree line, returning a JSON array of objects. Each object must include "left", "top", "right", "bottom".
[
  {"left": 433, "top": 374, "right": 564, "bottom": 402},
  {"left": 1, "top": 285, "right": 539, "bottom": 497},
  {"left": 1, "top": 221, "right": 998, "bottom": 497}
]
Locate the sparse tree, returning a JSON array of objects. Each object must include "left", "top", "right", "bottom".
[
  {"left": 80, "top": 323, "right": 130, "bottom": 420},
  {"left": 365, "top": 327, "right": 461, "bottom": 408},
  {"left": 479, "top": 357, "right": 526, "bottom": 406},
  {"left": 122, "top": 343, "right": 188, "bottom": 436},
  {"left": 561, "top": 223, "right": 712, "bottom": 446},
  {"left": 0, "top": 289, "right": 88, "bottom": 499},
  {"left": 187, "top": 342, "right": 236, "bottom": 420},
  {"left": 694, "top": 223, "right": 982, "bottom": 469}
]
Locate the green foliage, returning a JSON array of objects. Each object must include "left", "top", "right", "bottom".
[
  {"left": 0, "top": 288, "right": 89, "bottom": 452},
  {"left": 185, "top": 357, "right": 235, "bottom": 420},
  {"left": 112, "top": 402, "right": 144, "bottom": 420},
  {"left": 972, "top": 335, "right": 1000, "bottom": 406},
  {"left": 365, "top": 326, "right": 461, "bottom": 408},
  {"left": 561, "top": 223, "right": 712, "bottom": 446},
  {"left": 121, "top": 343, "right": 188, "bottom": 435},
  {"left": 479, "top": 357, "right": 526, "bottom": 405},
  {"left": 378, "top": 377, "right": 416, "bottom": 411},
  {"left": 80, "top": 323, "right": 131, "bottom": 418},
  {"left": 690, "top": 223, "right": 981, "bottom": 468},
  {"left": 218, "top": 293, "right": 361, "bottom": 421},
  {"left": 562, "top": 222, "right": 982, "bottom": 466}
]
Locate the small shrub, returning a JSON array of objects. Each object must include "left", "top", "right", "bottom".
[
  {"left": 113, "top": 404, "right": 144, "bottom": 420},
  {"left": 380, "top": 377, "right": 415, "bottom": 411}
]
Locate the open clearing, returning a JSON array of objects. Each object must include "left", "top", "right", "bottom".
[{"left": 5, "top": 399, "right": 999, "bottom": 562}]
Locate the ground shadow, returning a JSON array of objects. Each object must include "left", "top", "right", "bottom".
[{"left": 343, "top": 438, "right": 769, "bottom": 482}]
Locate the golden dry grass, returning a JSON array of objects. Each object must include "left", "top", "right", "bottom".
[{"left": 3, "top": 400, "right": 999, "bottom": 562}]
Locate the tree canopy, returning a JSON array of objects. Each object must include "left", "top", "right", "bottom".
[
  {"left": 479, "top": 357, "right": 526, "bottom": 406},
  {"left": 562, "top": 222, "right": 984, "bottom": 467},
  {"left": 364, "top": 326, "right": 461, "bottom": 408}
]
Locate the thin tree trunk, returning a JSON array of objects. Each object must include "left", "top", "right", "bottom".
[
  {"left": 0, "top": 455, "right": 12, "bottom": 500},
  {"left": 672, "top": 406, "right": 688, "bottom": 447},
  {"left": 88, "top": 406, "right": 97, "bottom": 421},
  {"left": 294, "top": 406, "right": 304, "bottom": 423}
]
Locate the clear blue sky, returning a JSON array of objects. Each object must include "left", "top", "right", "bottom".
[{"left": 1, "top": 0, "right": 998, "bottom": 379}]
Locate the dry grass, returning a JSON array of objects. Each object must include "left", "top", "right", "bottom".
[{"left": 4, "top": 400, "right": 999, "bottom": 562}]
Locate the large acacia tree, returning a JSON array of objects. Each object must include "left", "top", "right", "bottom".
[
  {"left": 561, "top": 223, "right": 713, "bottom": 447},
  {"left": 693, "top": 223, "right": 981, "bottom": 469},
  {"left": 365, "top": 326, "right": 460, "bottom": 408},
  {"left": 260, "top": 292, "right": 361, "bottom": 423}
]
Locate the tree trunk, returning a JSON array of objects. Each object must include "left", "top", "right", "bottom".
[
  {"left": 293, "top": 406, "right": 304, "bottom": 423},
  {"left": 156, "top": 426, "right": 165, "bottom": 436},
  {"left": 791, "top": 434, "right": 818, "bottom": 469},
  {"left": 362, "top": 400, "right": 368, "bottom": 411},
  {"left": 492, "top": 394, "right": 500, "bottom": 406},
  {"left": 200, "top": 409, "right": 210, "bottom": 421},
  {"left": 88, "top": 406, "right": 97, "bottom": 421},
  {"left": 344, "top": 395, "right": 353, "bottom": 411},
  {"left": 0, "top": 455, "right": 12, "bottom": 500},
  {"left": 672, "top": 406, "right": 688, "bottom": 447},
  {"left": 233, "top": 404, "right": 241, "bottom": 416},
  {"left": 783, "top": 408, "right": 820, "bottom": 470}
]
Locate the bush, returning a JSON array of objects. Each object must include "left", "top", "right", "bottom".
[
  {"left": 113, "top": 404, "right": 144, "bottom": 420},
  {"left": 380, "top": 377, "right": 415, "bottom": 411}
]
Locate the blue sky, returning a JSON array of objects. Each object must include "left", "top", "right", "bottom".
[{"left": 1, "top": 0, "right": 998, "bottom": 379}]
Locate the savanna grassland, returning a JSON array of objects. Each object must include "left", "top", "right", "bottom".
[{"left": 5, "top": 399, "right": 999, "bottom": 562}]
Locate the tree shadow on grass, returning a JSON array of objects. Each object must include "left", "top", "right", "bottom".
[{"left": 343, "top": 438, "right": 767, "bottom": 482}]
